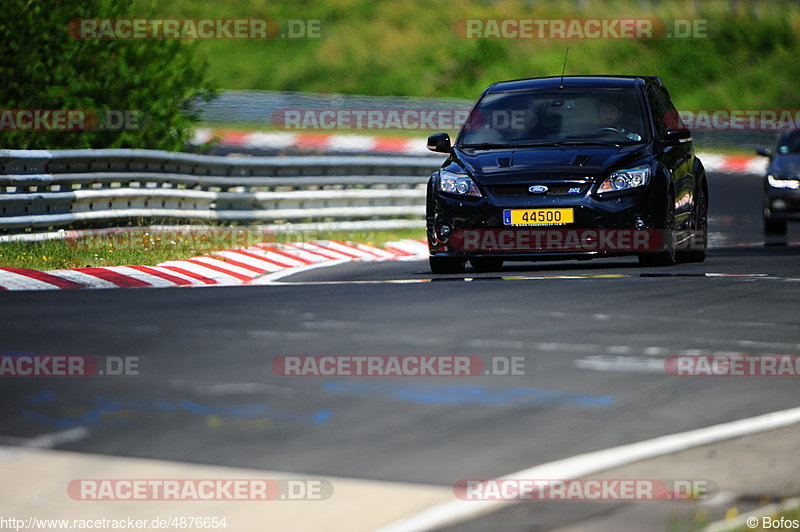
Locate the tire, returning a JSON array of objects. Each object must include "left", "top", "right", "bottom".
[
  {"left": 638, "top": 188, "right": 676, "bottom": 267},
  {"left": 677, "top": 183, "right": 707, "bottom": 263},
  {"left": 764, "top": 218, "right": 788, "bottom": 246},
  {"left": 429, "top": 256, "right": 466, "bottom": 274},
  {"left": 764, "top": 218, "right": 787, "bottom": 235},
  {"left": 469, "top": 258, "right": 504, "bottom": 272}
]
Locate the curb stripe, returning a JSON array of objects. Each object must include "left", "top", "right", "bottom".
[
  {"left": 281, "top": 242, "right": 342, "bottom": 260},
  {"left": 211, "top": 251, "right": 285, "bottom": 272},
  {"left": 331, "top": 240, "right": 383, "bottom": 258},
  {"left": 202, "top": 254, "right": 272, "bottom": 274},
  {"left": 307, "top": 242, "right": 362, "bottom": 259},
  {"left": 159, "top": 265, "right": 217, "bottom": 285},
  {"left": 159, "top": 261, "right": 244, "bottom": 283},
  {"left": 72, "top": 267, "right": 151, "bottom": 288},
  {"left": 185, "top": 259, "right": 254, "bottom": 281},
  {"left": 128, "top": 265, "right": 195, "bottom": 286},
  {"left": 45, "top": 270, "right": 119, "bottom": 289},
  {"left": 0, "top": 268, "right": 84, "bottom": 289},
  {"left": 109, "top": 266, "right": 180, "bottom": 288},
  {"left": 0, "top": 270, "right": 61, "bottom": 290},
  {"left": 221, "top": 248, "right": 296, "bottom": 268},
  {"left": 252, "top": 245, "right": 314, "bottom": 265}
]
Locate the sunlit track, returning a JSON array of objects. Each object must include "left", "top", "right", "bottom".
[{"left": 259, "top": 272, "right": 800, "bottom": 286}]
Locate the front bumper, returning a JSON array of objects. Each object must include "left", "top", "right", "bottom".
[
  {"left": 764, "top": 186, "right": 800, "bottom": 220},
  {"left": 428, "top": 186, "right": 659, "bottom": 260}
]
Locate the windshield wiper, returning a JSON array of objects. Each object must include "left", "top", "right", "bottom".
[
  {"left": 459, "top": 142, "right": 563, "bottom": 150},
  {"left": 555, "top": 140, "right": 622, "bottom": 147}
]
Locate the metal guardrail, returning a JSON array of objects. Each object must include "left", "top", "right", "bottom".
[{"left": 0, "top": 149, "right": 443, "bottom": 234}]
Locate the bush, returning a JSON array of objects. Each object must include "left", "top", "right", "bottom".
[{"left": 0, "top": 0, "right": 216, "bottom": 150}]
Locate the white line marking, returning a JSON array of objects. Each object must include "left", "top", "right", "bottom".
[{"left": 376, "top": 406, "right": 800, "bottom": 532}]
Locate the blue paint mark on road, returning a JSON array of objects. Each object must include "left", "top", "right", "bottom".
[
  {"left": 323, "top": 381, "right": 613, "bottom": 407},
  {"left": 21, "top": 392, "right": 331, "bottom": 428}
]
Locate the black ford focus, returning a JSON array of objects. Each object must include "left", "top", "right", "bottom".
[{"left": 425, "top": 75, "right": 708, "bottom": 273}]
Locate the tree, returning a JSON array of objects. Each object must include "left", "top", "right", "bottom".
[{"left": 0, "top": 0, "right": 216, "bottom": 150}]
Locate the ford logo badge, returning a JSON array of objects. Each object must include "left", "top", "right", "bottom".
[{"left": 528, "top": 185, "right": 548, "bottom": 194}]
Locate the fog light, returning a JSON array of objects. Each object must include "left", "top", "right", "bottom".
[
  {"left": 773, "top": 199, "right": 788, "bottom": 211},
  {"left": 437, "top": 223, "right": 453, "bottom": 241},
  {"left": 633, "top": 217, "right": 646, "bottom": 230}
]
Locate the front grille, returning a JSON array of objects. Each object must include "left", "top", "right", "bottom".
[{"left": 486, "top": 183, "right": 590, "bottom": 197}]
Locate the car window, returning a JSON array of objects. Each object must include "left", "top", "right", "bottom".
[
  {"left": 655, "top": 84, "right": 687, "bottom": 132},
  {"left": 458, "top": 89, "right": 648, "bottom": 145},
  {"left": 777, "top": 131, "right": 800, "bottom": 154},
  {"left": 646, "top": 85, "right": 669, "bottom": 138}
]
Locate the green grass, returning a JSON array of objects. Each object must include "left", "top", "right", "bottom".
[
  {"left": 0, "top": 227, "right": 425, "bottom": 270},
  {"left": 135, "top": 0, "right": 800, "bottom": 112}
]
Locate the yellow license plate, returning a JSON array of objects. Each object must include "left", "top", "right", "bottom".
[{"left": 503, "top": 208, "right": 574, "bottom": 226}]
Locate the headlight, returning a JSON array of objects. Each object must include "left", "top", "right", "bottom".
[
  {"left": 598, "top": 166, "right": 650, "bottom": 194},
  {"left": 767, "top": 174, "right": 800, "bottom": 190},
  {"left": 438, "top": 170, "right": 482, "bottom": 197}
]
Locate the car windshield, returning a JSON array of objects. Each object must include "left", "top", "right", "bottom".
[
  {"left": 777, "top": 131, "right": 800, "bottom": 154},
  {"left": 458, "top": 89, "right": 649, "bottom": 147}
]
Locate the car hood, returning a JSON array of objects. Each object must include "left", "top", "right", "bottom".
[
  {"left": 770, "top": 154, "right": 800, "bottom": 176},
  {"left": 451, "top": 144, "right": 649, "bottom": 184}
]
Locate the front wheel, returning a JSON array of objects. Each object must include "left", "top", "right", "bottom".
[
  {"left": 677, "top": 184, "right": 707, "bottom": 263},
  {"left": 764, "top": 218, "right": 788, "bottom": 246},
  {"left": 429, "top": 256, "right": 466, "bottom": 274}
]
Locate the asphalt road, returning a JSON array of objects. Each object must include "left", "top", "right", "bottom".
[{"left": 1, "top": 171, "right": 799, "bottom": 530}]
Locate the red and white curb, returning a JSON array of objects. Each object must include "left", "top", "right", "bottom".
[
  {"left": 193, "top": 128, "right": 436, "bottom": 157},
  {"left": 0, "top": 239, "right": 429, "bottom": 291},
  {"left": 697, "top": 152, "right": 767, "bottom": 175},
  {"left": 194, "top": 129, "right": 769, "bottom": 174}
]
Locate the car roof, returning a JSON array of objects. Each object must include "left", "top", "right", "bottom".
[{"left": 486, "top": 75, "right": 656, "bottom": 93}]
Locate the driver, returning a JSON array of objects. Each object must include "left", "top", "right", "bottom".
[
  {"left": 597, "top": 98, "right": 623, "bottom": 129},
  {"left": 594, "top": 96, "right": 641, "bottom": 141}
]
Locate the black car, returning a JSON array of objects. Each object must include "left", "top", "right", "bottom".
[
  {"left": 425, "top": 75, "right": 708, "bottom": 273},
  {"left": 757, "top": 130, "right": 800, "bottom": 242}
]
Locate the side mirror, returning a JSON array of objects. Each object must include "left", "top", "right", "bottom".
[
  {"left": 756, "top": 146, "right": 772, "bottom": 158},
  {"left": 664, "top": 127, "right": 692, "bottom": 143},
  {"left": 427, "top": 133, "right": 452, "bottom": 154}
]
